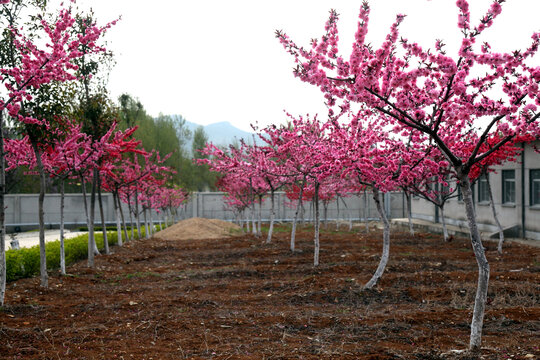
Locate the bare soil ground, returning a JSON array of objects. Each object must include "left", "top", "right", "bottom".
[{"left": 0, "top": 221, "right": 539, "bottom": 359}]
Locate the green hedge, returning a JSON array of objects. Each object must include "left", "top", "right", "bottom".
[
  {"left": 76, "top": 226, "right": 119, "bottom": 232},
  {"left": 5, "top": 226, "right": 153, "bottom": 282}
]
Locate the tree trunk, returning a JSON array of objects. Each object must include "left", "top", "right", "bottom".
[
  {"left": 113, "top": 190, "right": 123, "bottom": 247},
  {"left": 143, "top": 208, "right": 149, "bottom": 239},
  {"left": 364, "top": 189, "right": 370, "bottom": 233},
  {"left": 458, "top": 174, "right": 490, "bottom": 352},
  {"left": 127, "top": 193, "right": 134, "bottom": 241},
  {"left": 323, "top": 201, "right": 329, "bottom": 229},
  {"left": 299, "top": 197, "right": 305, "bottom": 226},
  {"left": 405, "top": 191, "right": 414, "bottom": 236},
  {"left": 251, "top": 202, "right": 257, "bottom": 236},
  {"left": 31, "top": 141, "right": 48, "bottom": 287},
  {"left": 291, "top": 180, "right": 305, "bottom": 252},
  {"left": 308, "top": 200, "right": 313, "bottom": 225},
  {"left": 244, "top": 210, "right": 250, "bottom": 233},
  {"left": 60, "top": 179, "right": 66, "bottom": 275},
  {"left": 364, "top": 187, "right": 390, "bottom": 289},
  {"left": 257, "top": 195, "right": 262, "bottom": 237},
  {"left": 149, "top": 207, "right": 154, "bottom": 237},
  {"left": 335, "top": 196, "right": 340, "bottom": 230},
  {"left": 97, "top": 172, "right": 109, "bottom": 255},
  {"left": 486, "top": 174, "right": 505, "bottom": 254},
  {"left": 440, "top": 205, "right": 449, "bottom": 242},
  {"left": 81, "top": 176, "right": 94, "bottom": 266},
  {"left": 313, "top": 182, "right": 321, "bottom": 266},
  {"left": 340, "top": 197, "right": 352, "bottom": 231},
  {"left": 0, "top": 111, "right": 6, "bottom": 306},
  {"left": 117, "top": 191, "right": 129, "bottom": 243},
  {"left": 266, "top": 189, "right": 276, "bottom": 244},
  {"left": 134, "top": 189, "right": 141, "bottom": 239},
  {"left": 88, "top": 168, "right": 100, "bottom": 267}
]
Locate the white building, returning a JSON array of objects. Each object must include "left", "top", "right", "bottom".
[{"left": 411, "top": 141, "right": 540, "bottom": 241}]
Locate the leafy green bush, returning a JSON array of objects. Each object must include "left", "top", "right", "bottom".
[
  {"left": 76, "top": 226, "right": 118, "bottom": 232},
  {"left": 6, "top": 229, "right": 142, "bottom": 282}
]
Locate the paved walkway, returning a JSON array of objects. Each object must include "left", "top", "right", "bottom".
[{"left": 4, "top": 230, "right": 88, "bottom": 250}]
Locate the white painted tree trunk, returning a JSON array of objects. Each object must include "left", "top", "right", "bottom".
[
  {"left": 97, "top": 173, "right": 109, "bottom": 255},
  {"left": 88, "top": 168, "right": 101, "bottom": 267},
  {"left": 114, "top": 191, "right": 123, "bottom": 247},
  {"left": 405, "top": 192, "right": 414, "bottom": 236},
  {"left": 341, "top": 197, "right": 352, "bottom": 231},
  {"left": 117, "top": 192, "right": 129, "bottom": 243},
  {"left": 60, "top": 180, "right": 66, "bottom": 275},
  {"left": 149, "top": 208, "right": 154, "bottom": 237},
  {"left": 144, "top": 208, "right": 150, "bottom": 239},
  {"left": 485, "top": 175, "right": 505, "bottom": 254},
  {"left": 313, "top": 183, "right": 320, "bottom": 266},
  {"left": 308, "top": 201, "right": 313, "bottom": 225},
  {"left": 128, "top": 195, "right": 135, "bottom": 241},
  {"left": 251, "top": 204, "right": 257, "bottom": 236},
  {"left": 299, "top": 195, "right": 306, "bottom": 226},
  {"left": 335, "top": 196, "right": 340, "bottom": 231},
  {"left": 266, "top": 190, "right": 276, "bottom": 244},
  {"left": 257, "top": 196, "right": 262, "bottom": 237},
  {"left": 31, "top": 142, "right": 48, "bottom": 287},
  {"left": 323, "top": 201, "right": 329, "bottom": 229},
  {"left": 134, "top": 189, "right": 141, "bottom": 239},
  {"left": 81, "top": 177, "right": 94, "bottom": 266},
  {"left": 364, "top": 187, "right": 390, "bottom": 289},
  {"left": 364, "top": 189, "right": 370, "bottom": 233},
  {"left": 290, "top": 182, "right": 305, "bottom": 252},
  {"left": 0, "top": 111, "right": 6, "bottom": 306},
  {"left": 244, "top": 210, "right": 250, "bottom": 233},
  {"left": 440, "top": 205, "right": 449, "bottom": 242},
  {"left": 458, "top": 174, "right": 490, "bottom": 351}
]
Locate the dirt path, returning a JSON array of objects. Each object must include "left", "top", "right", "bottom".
[{"left": 1, "top": 224, "right": 538, "bottom": 359}]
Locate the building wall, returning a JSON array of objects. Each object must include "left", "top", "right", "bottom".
[{"left": 411, "top": 141, "right": 540, "bottom": 240}]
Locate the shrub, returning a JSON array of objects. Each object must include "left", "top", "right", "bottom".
[
  {"left": 6, "top": 231, "right": 125, "bottom": 282},
  {"left": 76, "top": 226, "right": 118, "bottom": 232}
]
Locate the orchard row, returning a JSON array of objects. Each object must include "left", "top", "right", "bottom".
[
  {"left": 204, "top": 0, "right": 539, "bottom": 353},
  {"left": 0, "top": 3, "right": 187, "bottom": 307}
]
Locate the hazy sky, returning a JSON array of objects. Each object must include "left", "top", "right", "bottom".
[{"left": 53, "top": 0, "right": 540, "bottom": 131}]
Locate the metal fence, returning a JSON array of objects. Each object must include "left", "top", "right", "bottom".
[
  {"left": 4, "top": 191, "right": 406, "bottom": 232},
  {"left": 183, "top": 191, "right": 406, "bottom": 222}
]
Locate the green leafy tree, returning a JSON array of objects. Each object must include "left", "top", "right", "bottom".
[{"left": 191, "top": 126, "right": 216, "bottom": 191}]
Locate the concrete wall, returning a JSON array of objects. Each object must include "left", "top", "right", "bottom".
[
  {"left": 411, "top": 141, "right": 540, "bottom": 240},
  {"left": 5, "top": 191, "right": 406, "bottom": 232},
  {"left": 5, "top": 193, "right": 128, "bottom": 232},
  {"left": 184, "top": 191, "right": 405, "bottom": 222}
]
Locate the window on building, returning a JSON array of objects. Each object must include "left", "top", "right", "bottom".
[
  {"left": 478, "top": 174, "right": 489, "bottom": 203},
  {"left": 502, "top": 170, "right": 515, "bottom": 204},
  {"left": 530, "top": 169, "right": 540, "bottom": 206}
]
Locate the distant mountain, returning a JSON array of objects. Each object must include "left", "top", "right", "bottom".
[{"left": 179, "top": 119, "right": 262, "bottom": 148}]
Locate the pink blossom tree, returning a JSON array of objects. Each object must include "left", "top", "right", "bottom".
[
  {"left": 277, "top": 0, "right": 540, "bottom": 350},
  {"left": 5, "top": 119, "right": 99, "bottom": 274},
  {"left": 0, "top": 3, "right": 113, "bottom": 297}
]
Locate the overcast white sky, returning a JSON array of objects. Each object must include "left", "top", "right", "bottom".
[{"left": 52, "top": 0, "right": 540, "bottom": 132}]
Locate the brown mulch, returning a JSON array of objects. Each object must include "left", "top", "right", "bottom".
[
  {"left": 153, "top": 217, "right": 241, "bottom": 241},
  {"left": 0, "top": 222, "right": 539, "bottom": 359}
]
